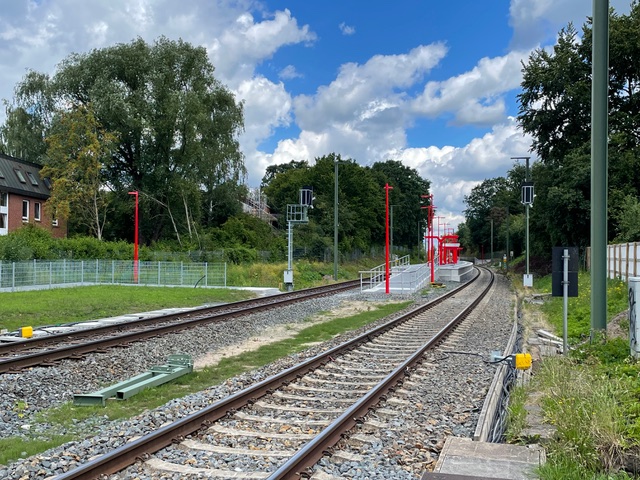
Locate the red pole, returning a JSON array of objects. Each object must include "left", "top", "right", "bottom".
[
  {"left": 128, "top": 191, "right": 139, "bottom": 283},
  {"left": 385, "top": 183, "right": 393, "bottom": 294}
]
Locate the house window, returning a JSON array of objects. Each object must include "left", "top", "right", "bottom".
[
  {"left": 43, "top": 177, "right": 52, "bottom": 189},
  {"left": 15, "top": 169, "right": 26, "bottom": 183},
  {"left": 0, "top": 214, "right": 6, "bottom": 229},
  {"left": 22, "top": 200, "right": 29, "bottom": 221},
  {"left": 52, "top": 218, "right": 59, "bottom": 227},
  {"left": 0, "top": 192, "right": 7, "bottom": 207},
  {"left": 0, "top": 170, "right": 4, "bottom": 179},
  {"left": 27, "top": 172, "right": 38, "bottom": 186},
  {"left": 34, "top": 202, "right": 41, "bottom": 221}
]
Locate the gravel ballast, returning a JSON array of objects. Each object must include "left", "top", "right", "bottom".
[{"left": 0, "top": 273, "right": 516, "bottom": 479}]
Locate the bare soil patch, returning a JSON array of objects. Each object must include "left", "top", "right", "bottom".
[{"left": 193, "top": 300, "right": 396, "bottom": 370}]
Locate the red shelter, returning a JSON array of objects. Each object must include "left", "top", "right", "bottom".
[{"left": 440, "top": 234, "right": 462, "bottom": 265}]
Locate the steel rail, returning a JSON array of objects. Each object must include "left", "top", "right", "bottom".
[
  {"left": 54, "top": 267, "right": 487, "bottom": 480},
  {"left": 0, "top": 281, "right": 360, "bottom": 373},
  {"left": 268, "top": 267, "right": 495, "bottom": 479},
  {"left": 0, "top": 280, "right": 361, "bottom": 355}
]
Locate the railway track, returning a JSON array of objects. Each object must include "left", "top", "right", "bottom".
[
  {"left": 53, "top": 266, "right": 496, "bottom": 480},
  {"left": 0, "top": 280, "right": 361, "bottom": 374}
]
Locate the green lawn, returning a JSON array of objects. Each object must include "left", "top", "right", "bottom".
[{"left": 0, "top": 286, "right": 257, "bottom": 332}]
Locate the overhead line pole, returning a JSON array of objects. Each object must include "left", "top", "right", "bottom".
[{"left": 591, "top": 0, "right": 609, "bottom": 336}]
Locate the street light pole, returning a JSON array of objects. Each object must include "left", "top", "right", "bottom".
[
  {"left": 490, "top": 218, "right": 494, "bottom": 264},
  {"left": 128, "top": 191, "right": 139, "bottom": 284},
  {"left": 390, "top": 205, "right": 394, "bottom": 257},
  {"left": 385, "top": 183, "right": 393, "bottom": 294},
  {"left": 334, "top": 159, "right": 339, "bottom": 281},
  {"left": 512, "top": 156, "right": 532, "bottom": 284}
]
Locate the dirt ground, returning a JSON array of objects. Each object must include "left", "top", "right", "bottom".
[{"left": 193, "top": 299, "right": 397, "bottom": 369}]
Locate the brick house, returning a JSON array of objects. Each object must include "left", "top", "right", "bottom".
[{"left": 0, "top": 153, "right": 66, "bottom": 238}]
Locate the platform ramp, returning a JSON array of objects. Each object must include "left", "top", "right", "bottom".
[{"left": 360, "top": 257, "right": 432, "bottom": 294}]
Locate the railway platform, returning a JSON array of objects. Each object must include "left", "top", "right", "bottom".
[{"left": 422, "top": 437, "right": 545, "bottom": 479}]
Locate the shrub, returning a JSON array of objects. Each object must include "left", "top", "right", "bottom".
[{"left": 0, "top": 225, "right": 56, "bottom": 260}]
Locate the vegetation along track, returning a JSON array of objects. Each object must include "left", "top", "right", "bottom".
[
  {"left": 0, "top": 280, "right": 360, "bottom": 373},
  {"left": 53, "top": 266, "right": 495, "bottom": 479}
]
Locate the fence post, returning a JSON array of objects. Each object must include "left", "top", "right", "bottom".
[
  {"left": 158, "top": 261, "right": 161, "bottom": 285},
  {"left": 112, "top": 260, "right": 115, "bottom": 284},
  {"left": 205, "top": 262, "right": 208, "bottom": 287},
  {"left": 12, "top": 262, "right": 15, "bottom": 291},
  {"left": 81, "top": 260, "right": 84, "bottom": 285},
  {"left": 619, "top": 244, "right": 622, "bottom": 279},
  {"left": 181, "top": 262, "right": 184, "bottom": 286},
  {"left": 626, "top": 242, "right": 630, "bottom": 282},
  {"left": 49, "top": 261, "right": 52, "bottom": 289},
  {"left": 224, "top": 262, "right": 227, "bottom": 287},
  {"left": 96, "top": 259, "right": 99, "bottom": 284},
  {"left": 63, "top": 259, "right": 66, "bottom": 284}
]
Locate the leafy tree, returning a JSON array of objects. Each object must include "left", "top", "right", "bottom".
[
  {"left": 518, "top": 3, "right": 640, "bottom": 255},
  {"left": 0, "top": 71, "right": 54, "bottom": 161},
  {"left": 612, "top": 194, "right": 640, "bottom": 242},
  {"left": 518, "top": 24, "right": 591, "bottom": 166},
  {"left": 43, "top": 105, "right": 116, "bottom": 240},
  {"left": 261, "top": 160, "right": 309, "bottom": 190},
  {"left": 463, "top": 177, "right": 512, "bottom": 253},
  {"left": 2, "top": 37, "right": 244, "bottom": 244},
  {"left": 370, "top": 160, "right": 432, "bottom": 250}
]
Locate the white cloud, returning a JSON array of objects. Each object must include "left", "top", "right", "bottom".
[
  {"left": 412, "top": 50, "right": 527, "bottom": 126},
  {"left": 236, "top": 75, "right": 293, "bottom": 156},
  {"left": 279, "top": 65, "right": 303, "bottom": 80},
  {"left": 339, "top": 22, "right": 355, "bottom": 35},
  {"left": 206, "top": 9, "right": 316, "bottom": 87},
  {"left": 294, "top": 44, "right": 447, "bottom": 132},
  {"left": 509, "top": 0, "right": 632, "bottom": 48},
  {"left": 395, "top": 118, "right": 534, "bottom": 229}
]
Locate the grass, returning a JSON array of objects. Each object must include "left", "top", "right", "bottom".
[
  {"left": 0, "top": 285, "right": 257, "bottom": 332},
  {"left": 1, "top": 299, "right": 412, "bottom": 466},
  {"left": 519, "top": 271, "right": 640, "bottom": 479},
  {"left": 535, "top": 271, "right": 629, "bottom": 341},
  {"left": 225, "top": 259, "right": 381, "bottom": 289},
  {"left": 505, "top": 385, "right": 528, "bottom": 443}
]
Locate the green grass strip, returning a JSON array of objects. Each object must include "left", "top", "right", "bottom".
[{"left": 0, "top": 285, "right": 256, "bottom": 332}]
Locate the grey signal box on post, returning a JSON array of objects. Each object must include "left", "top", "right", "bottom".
[
  {"left": 521, "top": 182, "right": 534, "bottom": 205},
  {"left": 552, "top": 247, "right": 578, "bottom": 297},
  {"left": 300, "top": 186, "right": 314, "bottom": 206}
]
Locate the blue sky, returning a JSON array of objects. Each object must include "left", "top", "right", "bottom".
[{"left": 0, "top": 0, "right": 633, "bottom": 229}]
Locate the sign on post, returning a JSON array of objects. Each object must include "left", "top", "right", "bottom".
[
  {"left": 552, "top": 247, "right": 578, "bottom": 297},
  {"left": 552, "top": 247, "right": 578, "bottom": 354}
]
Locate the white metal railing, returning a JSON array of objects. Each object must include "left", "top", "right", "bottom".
[
  {"left": 0, "top": 260, "right": 227, "bottom": 292},
  {"left": 359, "top": 255, "right": 410, "bottom": 292}
]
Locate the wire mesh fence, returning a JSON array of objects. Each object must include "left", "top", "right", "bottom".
[{"left": 0, "top": 260, "right": 227, "bottom": 292}]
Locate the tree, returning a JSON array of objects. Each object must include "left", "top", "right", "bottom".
[
  {"left": 518, "top": 4, "right": 640, "bottom": 254},
  {"left": 518, "top": 24, "right": 591, "bottom": 167},
  {"left": 261, "top": 160, "right": 309, "bottom": 190},
  {"left": 2, "top": 37, "right": 245, "bottom": 244},
  {"left": 43, "top": 105, "right": 116, "bottom": 240},
  {"left": 463, "top": 177, "right": 512, "bottom": 253},
  {"left": 1, "top": 71, "right": 53, "bottom": 162},
  {"left": 370, "top": 160, "right": 431, "bottom": 249},
  {"left": 612, "top": 195, "right": 640, "bottom": 242}
]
